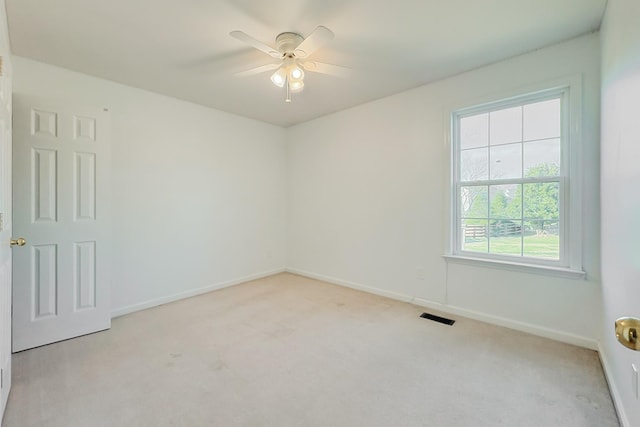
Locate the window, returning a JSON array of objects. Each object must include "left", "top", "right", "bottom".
[{"left": 450, "top": 87, "right": 580, "bottom": 272}]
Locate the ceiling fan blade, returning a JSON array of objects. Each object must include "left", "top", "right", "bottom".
[
  {"left": 293, "top": 26, "right": 334, "bottom": 58},
  {"left": 230, "top": 31, "right": 282, "bottom": 58},
  {"left": 301, "top": 61, "right": 351, "bottom": 78},
  {"left": 234, "top": 63, "right": 280, "bottom": 77}
]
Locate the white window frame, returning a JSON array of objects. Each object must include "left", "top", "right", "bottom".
[{"left": 445, "top": 78, "right": 584, "bottom": 279}]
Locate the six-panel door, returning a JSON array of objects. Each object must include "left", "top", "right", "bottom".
[{"left": 12, "top": 95, "right": 111, "bottom": 352}]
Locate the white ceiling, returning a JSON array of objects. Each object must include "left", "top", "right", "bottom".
[{"left": 6, "top": 0, "right": 606, "bottom": 127}]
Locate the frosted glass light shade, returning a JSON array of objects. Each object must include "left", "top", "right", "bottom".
[
  {"left": 290, "top": 66, "right": 304, "bottom": 80},
  {"left": 289, "top": 80, "right": 304, "bottom": 92},
  {"left": 270, "top": 67, "right": 287, "bottom": 87}
]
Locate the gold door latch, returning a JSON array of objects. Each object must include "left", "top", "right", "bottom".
[
  {"left": 615, "top": 317, "right": 640, "bottom": 351},
  {"left": 10, "top": 237, "right": 26, "bottom": 247}
]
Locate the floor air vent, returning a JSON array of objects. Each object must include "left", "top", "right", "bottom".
[{"left": 420, "top": 312, "right": 455, "bottom": 326}]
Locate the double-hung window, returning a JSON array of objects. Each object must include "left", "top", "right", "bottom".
[{"left": 450, "top": 86, "right": 580, "bottom": 274}]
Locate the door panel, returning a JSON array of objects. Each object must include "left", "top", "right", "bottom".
[
  {"left": 33, "top": 148, "right": 58, "bottom": 222},
  {"left": 12, "top": 95, "right": 111, "bottom": 352},
  {"left": 33, "top": 244, "right": 58, "bottom": 318}
]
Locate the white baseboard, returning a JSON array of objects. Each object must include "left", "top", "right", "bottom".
[
  {"left": 286, "top": 268, "right": 415, "bottom": 303},
  {"left": 111, "top": 267, "right": 286, "bottom": 318},
  {"left": 599, "top": 344, "right": 631, "bottom": 427},
  {"left": 286, "top": 267, "right": 598, "bottom": 350},
  {"left": 411, "top": 296, "right": 598, "bottom": 350}
]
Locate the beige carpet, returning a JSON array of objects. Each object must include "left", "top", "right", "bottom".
[{"left": 3, "top": 273, "right": 618, "bottom": 426}]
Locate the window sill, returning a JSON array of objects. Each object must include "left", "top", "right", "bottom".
[{"left": 443, "top": 254, "right": 586, "bottom": 280}]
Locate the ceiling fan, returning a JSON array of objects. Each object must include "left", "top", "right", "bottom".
[{"left": 230, "top": 26, "right": 349, "bottom": 103}]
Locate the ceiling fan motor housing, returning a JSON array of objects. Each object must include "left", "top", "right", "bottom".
[{"left": 275, "top": 32, "right": 304, "bottom": 56}]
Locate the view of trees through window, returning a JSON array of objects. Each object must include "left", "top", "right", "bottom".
[{"left": 456, "top": 96, "right": 562, "bottom": 260}]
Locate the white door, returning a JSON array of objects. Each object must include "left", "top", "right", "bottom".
[
  {"left": 12, "top": 95, "right": 111, "bottom": 352},
  {"left": 0, "top": 57, "right": 12, "bottom": 415}
]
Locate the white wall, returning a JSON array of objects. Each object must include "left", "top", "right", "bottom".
[
  {"left": 12, "top": 34, "right": 603, "bottom": 350},
  {"left": 287, "top": 34, "right": 601, "bottom": 348},
  {"left": 12, "top": 57, "right": 287, "bottom": 315},
  {"left": 600, "top": 1, "right": 640, "bottom": 425}
]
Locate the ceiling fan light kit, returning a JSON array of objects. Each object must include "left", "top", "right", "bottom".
[
  {"left": 230, "top": 26, "right": 347, "bottom": 103},
  {"left": 270, "top": 54, "right": 305, "bottom": 102}
]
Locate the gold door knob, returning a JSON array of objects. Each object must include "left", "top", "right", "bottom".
[
  {"left": 615, "top": 317, "right": 640, "bottom": 351},
  {"left": 10, "top": 237, "right": 26, "bottom": 247}
]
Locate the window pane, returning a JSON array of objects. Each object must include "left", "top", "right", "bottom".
[
  {"left": 523, "top": 99, "right": 560, "bottom": 141},
  {"left": 524, "top": 139, "right": 560, "bottom": 177},
  {"left": 490, "top": 143, "right": 521, "bottom": 180},
  {"left": 462, "top": 219, "right": 488, "bottom": 253},
  {"left": 523, "top": 222, "right": 559, "bottom": 259},
  {"left": 523, "top": 183, "right": 560, "bottom": 259},
  {"left": 461, "top": 186, "right": 488, "bottom": 218},
  {"left": 490, "top": 220, "right": 522, "bottom": 238},
  {"left": 460, "top": 147, "right": 488, "bottom": 181},
  {"left": 489, "top": 184, "right": 523, "bottom": 256},
  {"left": 489, "top": 222, "right": 523, "bottom": 256},
  {"left": 523, "top": 182, "right": 559, "bottom": 220},
  {"left": 460, "top": 113, "right": 488, "bottom": 149},
  {"left": 490, "top": 184, "right": 520, "bottom": 219},
  {"left": 490, "top": 106, "right": 522, "bottom": 145}
]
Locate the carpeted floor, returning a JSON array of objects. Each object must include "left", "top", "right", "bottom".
[{"left": 2, "top": 273, "right": 619, "bottom": 426}]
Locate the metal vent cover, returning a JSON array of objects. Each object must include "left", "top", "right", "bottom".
[{"left": 420, "top": 312, "right": 455, "bottom": 326}]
